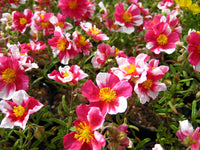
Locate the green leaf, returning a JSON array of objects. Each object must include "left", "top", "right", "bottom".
[
  {"left": 49, "top": 118, "right": 66, "bottom": 126},
  {"left": 192, "top": 100, "right": 197, "bottom": 121},
  {"left": 128, "top": 125, "right": 139, "bottom": 132},
  {"left": 14, "top": 130, "right": 26, "bottom": 139},
  {"left": 136, "top": 138, "right": 151, "bottom": 149},
  {"left": 62, "top": 95, "right": 69, "bottom": 113}
]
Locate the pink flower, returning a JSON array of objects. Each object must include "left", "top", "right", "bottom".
[
  {"left": 19, "top": 40, "right": 46, "bottom": 53},
  {"left": 145, "top": 22, "right": 180, "bottom": 54},
  {"left": 176, "top": 120, "right": 200, "bottom": 150},
  {"left": 0, "top": 56, "right": 29, "bottom": 100},
  {"left": 80, "top": 22, "right": 109, "bottom": 41},
  {"left": 49, "top": 13, "right": 73, "bottom": 32},
  {"left": 111, "top": 53, "right": 150, "bottom": 81},
  {"left": 32, "top": 11, "right": 54, "bottom": 36},
  {"left": 134, "top": 64, "right": 169, "bottom": 104},
  {"left": 98, "top": 2, "right": 108, "bottom": 21},
  {"left": 157, "top": 0, "right": 174, "bottom": 9},
  {"left": 63, "top": 104, "right": 105, "bottom": 150},
  {"left": 91, "top": 43, "right": 116, "bottom": 68},
  {"left": 114, "top": 2, "right": 143, "bottom": 34},
  {"left": 72, "top": 31, "right": 92, "bottom": 55},
  {"left": 152, "top": 144, "right": 163, "bottom": 150},
  {"left": 81, "top": 73, "right": 132, "bottom": 116},
  {"left": 104, "top": 19, "right": 120, "bottom": 32},
  {"left": 11, "top": 9, "right": 33, "bottom": 33},
  {"left": 48, "top": 27, "right": 79, "bottom": 64},
  {"left": 48, "top": 65, "right": 88, "bottom": 84},
  {"left": 7, "top": 43, "right": 38, "bottom": 71},
  {"left": 187, "top": 32, "right": 200, "bottom": 72},
  {"left": 58, "top": 0, "right": 89, "bottom": 20},
  {"left": 0, "top": 90, "right": 43, "bottom": 129},
  {"left": 8, "top": 0, "right": 25, "bottom": 8}
]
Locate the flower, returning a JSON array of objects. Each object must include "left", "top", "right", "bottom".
[
  {"left": 32, "top": 11, "right": 54, "bottom": 36},
  {"left": 157, "top": 0, "right": 174, "bottom": 9},
  {"left": 152, "top": 144, "right": 163, "bottom": 150},
  {"left": 72, "top": 31, "right": 92, "bottom": 55},
  {"left": 49, "top": 13, "right": 73, "bottom": 32},
  {"left": 187, "top": 31, "right": 200, "bottom": 72},
  {"left": 114, "top": 2, "right": 143, "bottom": 34},
  {"left": 145, "top": 22, "right": 180, "bottom": 54},
  {"left": 48, "top": 27, "right": 79, "bottom": 64},
  {"left": 11, "top": 9, "right": 33, "bottom": 33},
  {"left": 48, "top": 65, "right": 88, "bottom": 84},
  {"left": 80, "top": 22, "right": 109, "bottom": 41},
  {"left": 176, "top": 120, "right": 200, "bottom": 150},
  {"left": 8, "top": 0, "right": 26, "bottom": 8},
  {"left": 0, "top": 56, "right": 29, "bottom": 100},
  {"left": 134, "top": 63, "right": 169, "bottom": 104},
  {"left": 107, "top": 123, "right": 133, "bottom": 150},
  {"left": 91, "top": 43, "right": 116, "bottom": 68},
  {"left": 81, "top": 73, "right": 132, "bottom": 116},
  {"left": 0, "top": 90, "right": 43, "bottom": 129},
  {"left": 63, "top": 104, "right": 105, "bottom": 150},
  {"left": 58, "top": 0, "right": 90, "bottom": 20}
]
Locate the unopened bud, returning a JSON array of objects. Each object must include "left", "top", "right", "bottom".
[
  {"left": 196, "top": 91, "right": 200, "bottom": 99},
  {"left": 177, "top": 55, "right": 184, "bottom": 63}
]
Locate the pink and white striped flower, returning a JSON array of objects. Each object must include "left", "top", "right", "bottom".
[
  {"left": 81, "top": 73, "right": 132, "bottom": 116},
  {"left": 49, "top": 13, "right": 73, "bottom": 32},
  {"left": 80, "top": 22, "right": 109, "bottom": 41},
  {"left": 32, "top": 11, "right": 54, "bottom": 36},
  {"left": 48, "top": 27, "right": 79, "bottom": 64},
  {"left": 8, "top": 0, "right": 26, "bottom": 8},
  {"left": 63, "top": 104, "right": 105, "bottom": 150},
  {"left": 187, "top": 31, "right": 200, "bottom": 72},
  {"left": 145, "top": 22, "right": 180, "bottom": 54},
  {"left": 58, "top": 0, "right": 90, "bottom": 20},
  {"left": 134, "top": 64, "right": 169, "bottom": 104},
  {"left": 72, "top": 31, "right": 92, "bottom": 55},
  {"left": 157, "top": 0, "right": 174, "bottom": 9},
  {"left": 176, "top": 120, "right": 200, "bottom": 150},
  {"left": 11, "top": 9, "right": 33, "bottom": 33},
  {"left": 114, "top": 2, "right": 143, "bottom": 34},
  {"left": 0, "top": 90, "right": 43, "bottom": 129},
  {"left": 0, "top": 56, "right": 29, "bottom": 100},
  {"left": 152, "top": 144, "right": 163, "bottom": 150},
  {"left": 111, "top": 53, "right": 150, "bottom": 81},
  {"left": 91, "top": 43, "right": 116, "bottom": 68},
  {"left": 48, "top": 65, "right": 88, "bottom": 84}
]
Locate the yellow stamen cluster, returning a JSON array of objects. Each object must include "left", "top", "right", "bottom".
[
  {"left": 99, "top": 87, "right": 117, "bottom": 103},
  {"left": 78, "top": 35, "right": 87, "bottom": 46},
  {"left": 13, "top": 105, "right": 25, "bottom": 117},
  {"left": 142, "top": 79, "right": 153, "bottom": 90},
  {"left": 90, "top": 27, "right": 100, "bottom": 35},
  {"left": 63, "top": 71, "right": 69, "bottom": 77},
  {"left": 1, "top": 68, "right": 16, "bottom": 83},
  {"left": 74, "top": 121, "right": 94, "bottom": 144},
  {"left": 57, "top": 39, "right": 67, "bottom": 51},
  {"left": 124, "top": 63, "right": 137, "bottom": 75},
  {"left": 68, "top": 0, "right": 78, "bottom": 9},
  {"left": 157, "top": 34, "right": 168, "bottom": 45},
  {"left": 122, "top": 12, "right": 132, "bottom": 23},
  {"left": 20, "top": 18, "right": 27, "bottom": 26}
]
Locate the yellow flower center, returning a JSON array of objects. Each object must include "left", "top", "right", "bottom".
[
  {"left": 124, "top": 63, "right": 137, "bottom": 75},
  {"left": 79, "top": 35, "right": 87, "bottom": 46},
  {"left": 40, "top": 14, "right": 44, "bottom": 20},
  {"left": 41, "top": 21, "right": 50, "bottom": 28},
  {"left": 68, "top": 0, "right": 78, "bottom": 9},
  {"left": 74, "top": 121, "right": 94, "bottom": 144},
  {"left": 122, "top": 12, "right": 132, "bottom": 23},
  {"left": 99, "top": 87, "right": 116, "bottom": 102},
  {"left": 57, "top": 39, "right": 66, "bottom": 51},
  {"left": 157, "top": 34, "right": 168, "bottom": 45},
  {"left": 142, "top": 79, "right": 153, "bottom": 90},
  {"left": 1, "top": 68, "right": 16, "bottom": 83},
  {"left": 20, "top": 18, "right": 27, "bottom": 26},
  {"left": 115, "top": 48, "right": 120, "bottom": 56},
  {"left": 13, "top": 105, "right": 25, "bottom": 117},
  {"left": 57, "top": 22, "right": 64, "bottom": 28},
  {"left": 90, "top": 27, "right": 100, "bottom": 35},
  {"left": 62, "top": 71, "right": 69, "bottom": 77}
]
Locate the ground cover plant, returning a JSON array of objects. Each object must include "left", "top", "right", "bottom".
[{"left": 0, "top": 0, "right": 200, "bottom": 149}]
